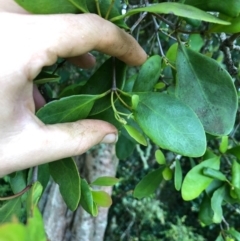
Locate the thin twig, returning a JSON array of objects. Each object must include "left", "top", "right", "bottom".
[
  {"left": 152, "top": 16, "right": 165, "bottom": 57},
  {"left": 131, "top": 11, "right": 148, "bottom": 33},
  {"left": 112, "top": 57, "right": 117, "bottom": 90},
  {"left": 0, "top": 184, "right": 32, "bottom": 201}
]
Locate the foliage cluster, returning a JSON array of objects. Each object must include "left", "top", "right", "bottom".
[{"left": 1, "top": 0, "right": 240, "bottom": 240}]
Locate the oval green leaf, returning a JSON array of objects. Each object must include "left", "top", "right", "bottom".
[
  {"left": 26, "top": 182, "right": 43, "bottom": 217},
  {"left": 155, "top": 150, "right": 166, "bottom": 165},
  {"left": 27, "top": 207, "right": 47, "bottom": 241},
  {"left": 162, "top": 167, "right": 173, "bottom": 181},
  {"left": 49, "top": 158, "right": 81, "bottom": 211},
  {"left": 91, "top": 176, "right": 119, "bottom": 186},
  {"left": 176, "top": 44, "right": 238, "bottom": 135},
  {"left": 219, "top": 136, "right": 228, "bottom": 153},
  {"left": 231, "top": 160, "right": 240, "bottom": 199},
  {"left": 174, "top": 159, "right": 183, "bottom": 191},
  {"left": 209, "top": 15, "right": 240, "bottom": 33},
  {"left": 14, "top": 0, "right": 81, "bottom": 13},
  {"left": 185, "top": 0, "right": 240, "bottom": 17},
  {"left": 80, "top": 57, "right": 126, "bottom": 116},
  {"left": 80, "top": 179, "right": 96, "bottom": 216},
  {"left": 211, "top": 185, "right": 226, "bottom": 223},
  {"left": 132, "top": 55, "right": 162, "bottom": 92},
  {"left": 133, "top": 92, "right": 206, "bottom": 157},
  {"left": 227, "top": 146, "right": 240, "bottom": 159},
  {"left": 181, "top": 157, "right": 220, "bottom": 200},
  {"left": 116, "top": 134, "right": 136, "bottom": 160},
  {"left": 202, "top": 168, "right": 227, "bottom": 182},
  {"left": 37, "top": 94, "right": 99, "bottom": 124},
  {"left": 0, "top": 197, "right": 22, "bottom": 223},
  {"left": 34, "top": 71, "right": 60, "bottom": 85},
  {"left": 124, "top": 125, "right": 147, "bottom": 146},
  {"left": 131, "top": 95, "right": 139, "bottom": 110},
  {"left": 198, "top": 193, "right": 214, "bottom": 225},
  {"left": 111, "top": 2, "right": 230, "bottom": 25},
  {"left": 0, "top": 223, "right": 26, "bottom": 241},
  {"left": 92, "top": 190, "right": 112, "bottom": 208},
  {"left": 133, "top": 167, "right": 164, "bottom": 199}
]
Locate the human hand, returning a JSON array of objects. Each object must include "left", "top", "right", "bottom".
[{"left": 0, "top": 1, "right": 147, "bottom": 177}]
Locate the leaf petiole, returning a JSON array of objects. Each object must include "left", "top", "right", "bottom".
[
  {"left": 115, "top": 91, "right": 132, "bottom": 110},
  {"left": 105, "top": 0, "right": 115, "bottom": 20},
  {"left": 95, "top": 0, "right": 102, "bottom": 17}
]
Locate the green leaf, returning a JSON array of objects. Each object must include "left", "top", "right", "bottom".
[
  {"left": 37, "top": 94, "right": 99, "bottom": 124},
  {"left": 154, "top": 82, "right": 166, "bottom": 90},
  {"left": 58, "top": 81, "right": 87, "bottom": 98},
  {"left": 162, "top": 167, "right": 173, "bottom": 181},
  {"left": 202, "top": 168, "right": 227, "bottom": 181},
  {"left": 132, "top": 55, "right": 162, "bottom": 92},
  {"left": 92, "top": 190, "right": 112, "bottom": 207},
  {"left": 184, "top": 0, "right": 240, "bottom": 17},
  {"left": 67, "top": 0, "right": 89, "bottom": 13},
  {"left": 176, "top": 44, "right": 237, "bottom": 135},
  {"left": 123, "top": 125, "right": 147, "bottom": 146},
  {"left": 111, "top": 2, "right": 230, "bottom": 25},
  {"left": 0, "top": 223, "right": 26, "bottom": 241},
  {"left": 232, "top": 160, "right": 240, "bottom": 188},
  {"left": 80, "top": 179, "right": 96, "bottom": 216},
  {"left": 215, "top": 234, "right": 225, "bottom": 241},
  {"left": 209, "top": 14, "right": 240, "bottom": 33},
  {"left": 227, "top": 146, "right": 240, "bottom": 159},
  {"left": 80, "top": 57, "right": 126, "bottom": 116},
  {"left": 181, "top": 157, "right": 220, "bottom": 200},
  {"left": 133, "top": 92, "right": 206, "bottom": 157},
  {"left": 37, "top": 164, "right": 50, "bottom": 191},
  {"left": 92, "top": 202, "right": 98, "bottom": 216},
  {"left": 91, "top": 176, "right": 119, "bottom": 186},
  {"left": 116, "top": 134, "right": 136, "bottom": 160},
  {"left": 189, "top": 34, "right": 204, "bottom": 52},
  {"left": 174, "top": 159, "right": 183, "bottom": 191},
  {"left": 49, "top": 158, "right": 81, "bottom": 211},
  {"left": 26, "top": 182, "right": 43, "bottom": 218},
  {"left": 230, "top": 160, "right": 240, "bottom": 199},
  {"left": 133, "top": 167, "right": 164, "bottom": 199},
  {"left": 0, "top": 197, "right": 22, "bottom": 223},
  {"left": 219, "top": 136, "right": 228, "bottom": 153},
  {"left": 226, "top": 229, "right": 240, "bottom": 241},
  {"left": 211, "top": 185, "right": 226, "bottom": 223},
  {"left": 131, "top": 95, "right": 139, "bottom": 110},
  {"left": 155, "top": 150, "right": 166, "bottom": 165},
  {"left": 123, "top": 74, "right": 138, "bottom": 92},
  {"left": 80, "top": 57, "right": 126, "bottom": 95},
  {"left": 86, "top": 0, "right": 127, "bottom": 28},
  {"left": 164, "top": 43, "right": 178, "bottom": 68},
  {"left": 9, "top": 171, "right": 27, "bottom": 195},
  {"left": 198, "top": 193, "right": 214, "bottom": 225},
  {"left": 89, "top": 104, "right": 123, "bottom": 130},
  {"left": 34, "top": 71, "right": 60, "bottom": 85},
  {"left": 26, "top": 207, "right": 46, "bottom": 241},
  {"left": 14, "top": 0, "right": 80, "bottom": 14}
]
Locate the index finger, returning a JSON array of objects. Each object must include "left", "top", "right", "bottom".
[{"left": 16, "top": 13, "right": 147, "bottom": 68}]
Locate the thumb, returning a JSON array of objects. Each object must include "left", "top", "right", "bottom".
[
  {"left": 0, "top": 119, "right": 117, "bottom": 177},
  {"left": 42, "top": 119, "right": 118, "bottom": 160}
]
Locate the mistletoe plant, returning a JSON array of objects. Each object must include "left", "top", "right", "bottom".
[{"left": 1, "top": 0, "right": 240, "bottom": 240}]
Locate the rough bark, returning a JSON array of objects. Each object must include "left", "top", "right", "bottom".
[{"left": 39, "top": 144, "right": 118, "bottom": 241}]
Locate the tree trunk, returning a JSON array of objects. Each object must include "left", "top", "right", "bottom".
[{"left": 39, "top": 144, "right": 118, "bottom": 241}]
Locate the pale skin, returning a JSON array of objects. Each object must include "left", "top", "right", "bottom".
[{"left": 0, "top": 0, "right": 147, "bottom": 177}]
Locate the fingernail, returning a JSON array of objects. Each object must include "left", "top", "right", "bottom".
[{"left": 101, "top": 133, "right": 118, "bottom": 144}]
